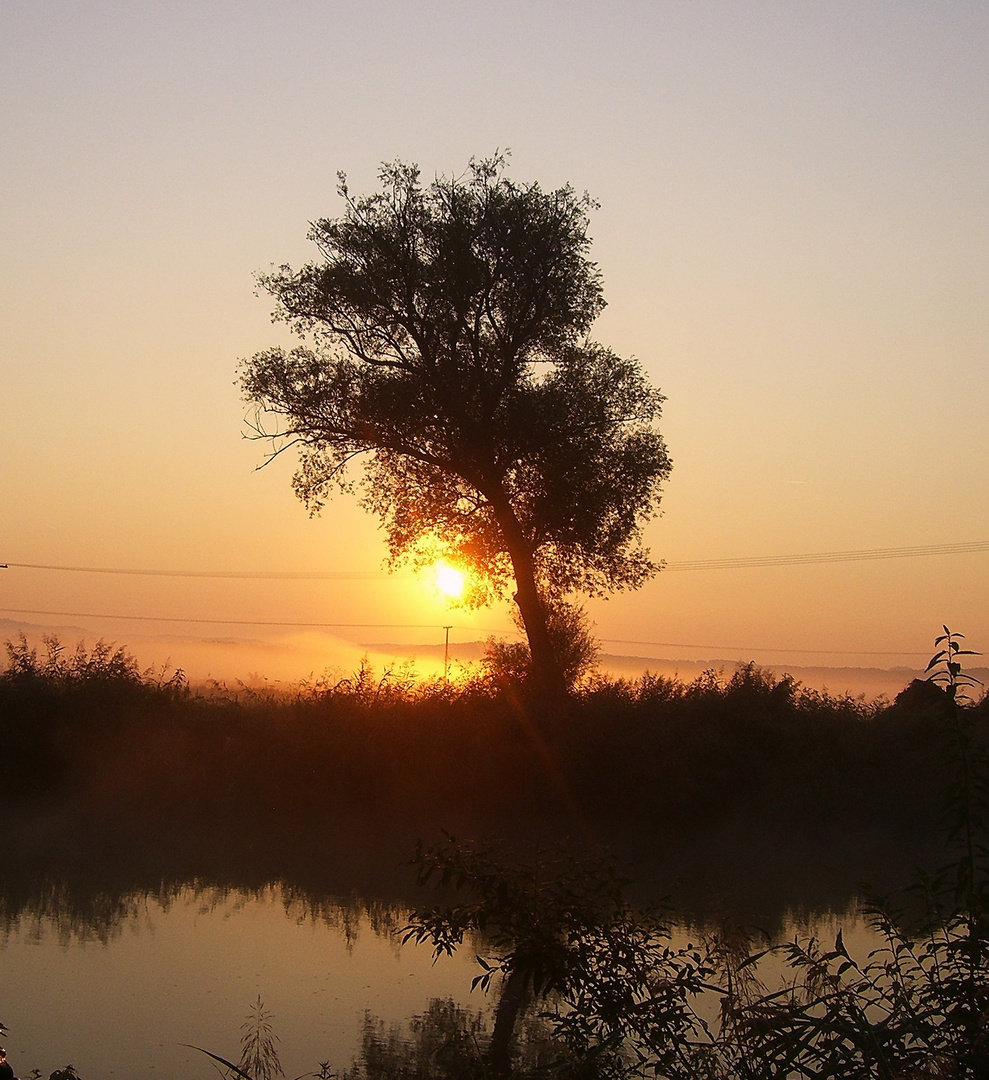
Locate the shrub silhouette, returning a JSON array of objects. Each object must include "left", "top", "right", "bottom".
[{"left": 482, "top": 600, "right": 599, "bottom": 693}]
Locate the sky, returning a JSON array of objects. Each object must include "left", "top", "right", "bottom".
[{"left": 2, "top": 0, "right": 987, "bottom": 685}]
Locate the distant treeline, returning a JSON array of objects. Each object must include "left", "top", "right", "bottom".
[{"left": 1, "top": 633, "right": 985, "bottom": 916}]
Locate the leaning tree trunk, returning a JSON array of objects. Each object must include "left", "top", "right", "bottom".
[
  {"left": 513, "top": 570, "right": 566, "bottom": 699},
  {"left": 488, "top": 492, "right": 567, "bottom": 699},
  {"left": 487, "top": 967, "right": 529, "bottom": 1075}
]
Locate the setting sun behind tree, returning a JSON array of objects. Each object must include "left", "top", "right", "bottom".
[
  {"left": 241, "top": 156, "right": 671, "bottom": 697},
  {"left": 433, "top": 561, "right": 466, "bottom": 603}
]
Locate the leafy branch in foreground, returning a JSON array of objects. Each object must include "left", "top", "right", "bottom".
[
  {"left": 392, "top": 630, "right": 989, "bottom": 1078},
  {"left": 402, "top": 834, "right": 716, "bottom": 1076},
  {"left": 927, "top": 625, "right": 984, "bottom": 704}
]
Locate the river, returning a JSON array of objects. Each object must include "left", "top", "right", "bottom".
[{"left": 1, "top": 874, "right": 894, "bottom": 1079}]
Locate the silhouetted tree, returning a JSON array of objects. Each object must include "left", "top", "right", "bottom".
[{"left": 241, "top": 155, "right": 671, "bottom": 697}]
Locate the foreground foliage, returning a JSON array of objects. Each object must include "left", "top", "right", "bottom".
[
  {"left": 3, "top": 632, "right": 988, "bottom": 1077},
  {"left": 174, "top": 632, "right": 989, "bottom": 1080},
  {"left": 373, "top": 631, "right": 989, "bottom": 1077},
  {"left": 1, "top": 632, "right": 966, "bottom": 850}
]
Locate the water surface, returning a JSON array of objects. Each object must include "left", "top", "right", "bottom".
[{"left": 2, "top": 884, "right": 482, "bottom": 1079}]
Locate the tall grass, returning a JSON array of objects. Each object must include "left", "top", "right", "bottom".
[
  {"left": 1, "top": 632, "right": 982, "bottom": 919},
  {"left": 1, "top": 633, "right": 974, "bottom": 859}
]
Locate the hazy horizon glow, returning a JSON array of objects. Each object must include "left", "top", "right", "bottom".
[{"left": 2, "top": 1, "right": 987, "bottom": 677}]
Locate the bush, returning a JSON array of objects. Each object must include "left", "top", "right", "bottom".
[{"left": 482, "top": 601, "right": 599, "bottom": 692}]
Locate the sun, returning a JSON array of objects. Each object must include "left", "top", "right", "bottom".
[{"left": 433, "top": 561, "right": 466, "bottom": 602}]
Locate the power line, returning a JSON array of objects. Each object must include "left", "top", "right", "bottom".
[
  {"left": 0, "top": 607, "right": 936, "bottom": 659},
  {"left": 3, "top": 541, "right": 985, "bottom": 657},
  {"left": 0, "top": 607, "right": 443, "bottom": 630},
  {"left": 1, "top": 563, "right": 398, "bottom": 580},
  {"left": 664, "top": 540, "right": 989, "bottom": 572},
  {"left": 2, "top": 540, "right": 986, "bottom": 579},
  {"left": 598, "top": 637, "right": 929, "bottom": 657}
]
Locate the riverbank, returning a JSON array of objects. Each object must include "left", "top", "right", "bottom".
[{"left": 1, "top": 645, "right": 968, "bottom": 926}]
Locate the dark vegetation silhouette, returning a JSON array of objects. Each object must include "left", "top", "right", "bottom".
[
  {"left": 2, "top": 630, "right": 988, "bottom": 1077},
  {"left": 0, "top": 630, "right": 979, "bottom": 918},
  {"left": 380, "top": 630, "right": 989, "bottom": 1078},
  {"left": 402, "top": 836, "right": 676, "bottom": 1076},
  {"left": 482, "top": 602, "right": 600, "bottom": 692},
  {"left": 240, "top": 155, "right": 671, "bottom": 697},
  {"left": 194, "top": 630, "right": 989, "bottom": 1079}
]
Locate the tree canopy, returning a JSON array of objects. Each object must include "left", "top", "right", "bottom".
[{"left": 241, "top": 156, "right": 671, "bottom": 695}]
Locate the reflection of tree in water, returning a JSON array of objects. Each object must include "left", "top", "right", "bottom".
[
  {"left": 276, "top": 886, "right": 405, "bottom": 950},
  {"left": 0, "top": 881, "right": 150, "bottom": 946},
  {"left": 401, "top": 836, "right": 717, "bottom": 1077},
  {"left": 342, "top": 998, "right": 490, "bottom": 1080},
  {"left": 342, "top": 999, "right": 576, "bottom": 1080},
  {"left": 0, "top": 877, "right": 408, "bottom": 951}
]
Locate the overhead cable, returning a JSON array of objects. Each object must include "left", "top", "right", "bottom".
[
  {"left": 0, "top": 607, "right": 933, "bottom": 657},
  {"left": 664, "top": 539, "right": 989, "bottom": 571},
  {"left": 598, "top": 637, "right": 928, "bottom": 657},
  {"left": 1, "top": 563, "right": 396, "bottom": 580},
  {"left": 3, "top": 539, "right": 986, "bottom": 579},
  {"left": 0, "top": 607, "right": 439, "bottom": 629}
]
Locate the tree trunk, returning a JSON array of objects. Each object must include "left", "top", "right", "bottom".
[
  {"left": 513, "top": 571, "right": 566, "bottom": 699},
  {"left": 488, "top": 492, "right": 567, "bottom": 699},
  {"left": 487, "top": 968, "right": 528, "bottom": 1075}
]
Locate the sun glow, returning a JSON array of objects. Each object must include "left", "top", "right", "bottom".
[{"left": 433, "top": 561, "right": 466, "bottom": 602}]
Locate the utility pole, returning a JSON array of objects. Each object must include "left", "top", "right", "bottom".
[{"left": 443, "top": 625, "right": 452, "bottom": 682}]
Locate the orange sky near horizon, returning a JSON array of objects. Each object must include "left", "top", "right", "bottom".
[{"left": 2, "top": 1, "right": 987, "bottom": 683}]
